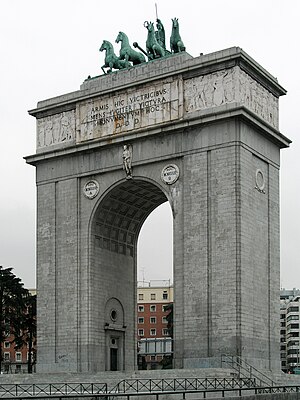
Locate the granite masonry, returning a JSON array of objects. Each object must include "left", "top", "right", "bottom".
[{"left": 26, "top": 47, "right": 290, "bottom": 373}]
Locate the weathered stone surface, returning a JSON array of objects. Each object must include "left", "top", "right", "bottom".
[
  {"left": 26, "top": 47, "right": 290, "bottom": 373},
  {"left": 184, "top": 67, "right": 279, "bottom": 129}
]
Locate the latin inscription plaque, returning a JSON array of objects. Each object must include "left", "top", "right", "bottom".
[{"left": 77, "top": 80, "right": 183, "bottom": 142}]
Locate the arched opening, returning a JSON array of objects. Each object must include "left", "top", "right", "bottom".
[
  {"left": 137, "top": 202, "right": 174, "bottom": 370},
  {"left": 90, "top": 179, "right": 170, "bottom": 372},
  {"left": 137, "top": 202, "right": 173, "bottom": 283}
]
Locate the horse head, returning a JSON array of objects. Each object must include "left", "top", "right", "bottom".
[
  {"left": 144, "top": 21, "right": 154, "bottom": 32},
  {"left": 172, "top": 18, "right": 179, "bottom": 29},
  {"left": 100, "top": 40, "right": 109, "bottom": 52},
  {"left": 115, "top": 31, "right": 124, "bottom": 43}
]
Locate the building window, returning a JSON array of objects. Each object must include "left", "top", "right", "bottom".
[
  {"left": 287, "top": 315, "right": 299, "bottom": 322},
  {"left": 288, "top": 306, "right": 299, "bottom": 313},
  {"left": 138, "top": 329, "right": 144, "bottom": 336},
  {"left": 138, "top": 294, "right": 144, "bottom": 301},
  {"left": 287, "top": 348, "right": 299, "bottom": 355},
  {"left": 162, "top": 305, "right": 168, "bottom": 312},
  {"left": 162, "top": 328, "right": 169, "bottom": 336},
  {"left": 150, "top": 328, "right": 156, "bottom": 336},
  {"left": 138, "top": 305, "right": 144, "bottom": 312},
  {"left": 162, "top": 316, "right": 167, "bottom": 323},
  {"left": 150, "top": 317, "right": 156, "bottom": 324},
  {"left": 287, "top": 332, "right": 299, "bottom": 338},
  {"left": 4, "top": 341, "right": 10, "bottom": 349},
  {"left": 151, "top": 293, "right": 156, "bottom": 300},
  {"left": 150, "top": 305, "right": 156, "bottom": 312},
  {"left": 287, "top": 340, "right": 299, "bottom": 347},
  {"left": 138, "top": 317, "right": 144, "bottom": 324},
  {"left": 3, "top": 352, "right": 10, "bottom": 361},
  {"left": 15, "top": 352, "right": 22, "bottom": 362},
  {"left": 162, "top": 291, "right": 168, "bottom": 300},
  {"left": 150, "top": 355, "right": 156, "bottom": 361}
]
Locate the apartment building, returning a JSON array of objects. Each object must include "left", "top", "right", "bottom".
[
  {"left": 280, "top": 288, "right": 300, "bottom": 373},
  {"left": 1, "top": 289, "right": 36, "bottom": 374},
  {"left": 137, "top": 281, "right": 173, "bottom": 369}
]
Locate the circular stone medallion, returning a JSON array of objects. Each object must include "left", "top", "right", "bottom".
[
  {"left": 255, "top": 169, "right": 265, "bottom": 192},
  {"left": 161, "top": 164, "right": 180, "bottom": 185},
  {"left": 83, "top": 180, "right": 100, "bottom": 199}
]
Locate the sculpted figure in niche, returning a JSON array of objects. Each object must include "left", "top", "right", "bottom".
[
  {"left": 45, "top": 118, "right": 54, "bottom": 146},
  {"left": 60, "top": 112, "right": 71, "bottom": 141},
  {"left": 123, "top": 144, "right": 132, "bottom": 179}
]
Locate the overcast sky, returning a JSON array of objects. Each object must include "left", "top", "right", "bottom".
[{"left": 1, "top": 0, "right": 299, "bottom": 289}]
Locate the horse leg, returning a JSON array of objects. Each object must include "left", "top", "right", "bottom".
[
  {"left": 107, "top": 61, "right": 114, "bottom": 73},
  {"left": 101, "top": 65, "right": 107, "bottom": 74},
  {"left": 124, "top": 53, "right": 131, "bottom": 68}
]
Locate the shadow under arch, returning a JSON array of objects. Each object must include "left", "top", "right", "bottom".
[
  {"left": 89, "top": 177, "right": 170, "bottom": 371},
  {"left": 91, "top": 178, "right": 170, "bottom": 256}
]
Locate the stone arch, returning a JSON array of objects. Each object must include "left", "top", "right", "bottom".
[
  {"left": 88, "top": 178, "right": 171, "bottom": 371},
  {"left": 91, "top": 178, "right": 171, "bottom": 255}
]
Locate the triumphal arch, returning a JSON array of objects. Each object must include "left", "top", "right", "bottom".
[{"left": 26, "top": 22, "right": 290, "bottom": 373}]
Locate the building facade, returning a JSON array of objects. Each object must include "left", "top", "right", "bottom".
[
  {"left": 280, "top": 289, "right": 300, "bottom": 373},
  {"left": 137, "top": 281, "right": 173, "bottom": 369},
  {"left": 2, "top": 337, "right": 35, "bottom": 374},
  {"left": 1, "top": 289, "right": 36, "bottom": 374}
]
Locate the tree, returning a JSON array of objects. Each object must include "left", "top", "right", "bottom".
[
  {"left": 0, "top": 266, "right": 29, "bottom": 373},
  {"left": 165, "top": 303, "right": 173, "bottom": 338},
  {"left": 160, "top": 303, "right": 173, "bottom": 369},
  {"left": 14, "top": 294, "right": 37, "bottom": 373}
]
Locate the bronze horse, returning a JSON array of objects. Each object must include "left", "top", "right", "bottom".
[
  {"left": 99, "top": 40, "right": 128, "bottom": 74},
  {"left": 170, "top": 18, "right": 185, "bottom": 53},
  {"left": 115, "top": 32, "right": 145, "bottom": 65}
]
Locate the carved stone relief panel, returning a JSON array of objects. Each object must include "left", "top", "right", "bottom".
[
  {"left": 184, "top": 66, "right": 279, "bottom": 129},
  {"left": 36, "top": 110, "right": 76, "bottom": 150}
]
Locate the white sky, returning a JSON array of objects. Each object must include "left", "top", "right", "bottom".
[{"left": 0, "top": 0, "right": 299, "bottom": 289}]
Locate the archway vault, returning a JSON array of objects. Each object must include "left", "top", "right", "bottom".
[
  {"left": 92, "top": 179, "right": 169, "bottom": 257},
  {"left": 90, "top": 178, "right": 170, "bottom": 371}
]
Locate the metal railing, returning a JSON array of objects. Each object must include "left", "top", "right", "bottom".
[
  {"left": 221, "top": 354, "right": 275, "bottom": 387},
  {"left": 112, "top": 377, "right": 256, "bottom": 393},
  {"left": 0, "top": 383, "right": 107, "bottom": 398},
  {"left": 0, "top": 385, "right": 300, "bottom": 400}
]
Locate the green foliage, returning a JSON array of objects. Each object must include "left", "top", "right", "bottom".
[
  {"left": 165, "top": 303, "right": 173, "bottom": 338},
  {"left": 160, "top": 354, "right": 173, "bottom": 369},
  {"left": 14, "top": 294, "right": 37, "bottom": 373},
  {"left": 0, "top": 266, "right": 36, "bottom": 373},
  {"left": 162, "top": 303, "right": 173, "bottom": 369}
]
